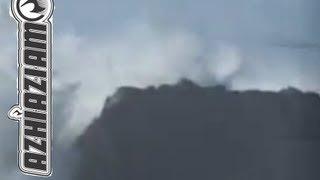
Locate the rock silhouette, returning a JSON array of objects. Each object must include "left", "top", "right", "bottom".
[{"left": 74, "top": 80, "right": 320, "bottom": 180}]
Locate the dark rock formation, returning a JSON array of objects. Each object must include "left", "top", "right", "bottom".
[{"left": 74, "top": 80, "right": 320, "bottom": 180}]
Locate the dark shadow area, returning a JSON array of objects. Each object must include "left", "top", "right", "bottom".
[{"left": 74, "top": 80, "right": 320, "bottom": 180}]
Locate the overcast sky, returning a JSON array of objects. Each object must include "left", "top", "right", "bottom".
[{"left": 0, "top": 0, "right": 319, "bottom": 179}]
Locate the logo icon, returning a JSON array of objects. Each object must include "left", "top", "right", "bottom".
[
  {"left": 8, "top": 106, "right": 23, "bottom": 121},
  {"left": 13, "top": 0, "right": 53, "bottom": 21}
]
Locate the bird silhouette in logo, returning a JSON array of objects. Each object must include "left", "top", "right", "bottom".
[
  {"left": 8, "top": 106, "right": 23, "bottom": 121},
  {"left": 14, "top": 109, "right": 22, "bottom": 116},
  {"left": 21, "top": 0, "right": 45, "bottom": 13}
]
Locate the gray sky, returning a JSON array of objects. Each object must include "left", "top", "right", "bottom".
[{"left": 0, "top": 0, "right": 319, "bottom": 179}]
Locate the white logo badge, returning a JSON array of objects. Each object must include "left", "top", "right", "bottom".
[{"left": 9, "top": 0, "right": 54, "bottom": 177}]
